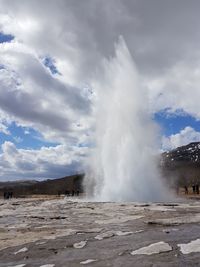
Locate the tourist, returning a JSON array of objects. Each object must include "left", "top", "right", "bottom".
[
  {"left": 184, "top": 186, "right": 188, "bottom": 194},
  {"left": 196, "top": 184, "right": 199, "bottom": 194},
  {"left": 192, "top": 184, "right": 196, "bottom": 194}
]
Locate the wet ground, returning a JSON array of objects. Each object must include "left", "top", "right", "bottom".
[{"left": 0, "top": 197, "right": 200, "bottom": 267}]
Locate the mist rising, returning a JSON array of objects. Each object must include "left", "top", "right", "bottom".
[{"left": 86, "top": 37, "right": 171, "bottom": 202}]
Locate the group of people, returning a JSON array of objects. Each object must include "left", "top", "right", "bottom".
[
  {"left": 58, "top": 190, "right": 80, "bottom": 197},
  {"left": 184, "top": 184, "right": 199, "bottom": 194},
  {"left": 3, "top": 191, "right": 13, "bottom": 199},
  {"left": 65, "top": 190, "right": 80, "bottom": 197},
  {"left": 192, "top": 184, "right": 199, "bottom": 194}
]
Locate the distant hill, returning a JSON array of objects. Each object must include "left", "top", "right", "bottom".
[
  {"left": 0, "top": 174, "right": 84, "bottom": 197},
  {"left": 1, "top": 142, "right": 200, "bottom": 197},
  {"left": 162, "top": 142, "right": 200, "bottom": 165},
  {"left": 0, "top": 180, "right": 38, "bottom": 189},
  {"left": 162, "top": 142, "right": 200, "bottom": 186}
]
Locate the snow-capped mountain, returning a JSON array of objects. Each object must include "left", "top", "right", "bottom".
[{"left": 162, "top": 142, "right": 200, "bottom": 164}]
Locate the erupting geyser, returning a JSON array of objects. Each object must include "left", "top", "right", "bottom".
[{"left": 86, "top": 37, "right": 170, "bottom": 202}]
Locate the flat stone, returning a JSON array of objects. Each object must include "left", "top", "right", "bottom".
[
  {"left": 95, "top": 231, "right": 114, "bottom": 240},
  {"left": 14, "top": 247, "right": 28, "bottom": 255},
  {"left": 178, "top": 239, "right": 200, "bottom": 254},
  {"left": 80, "top": 259, "right": 97, "bottom": 264},
  {"left": 131, "top": 241, "right": 172, "bottom": 255}
]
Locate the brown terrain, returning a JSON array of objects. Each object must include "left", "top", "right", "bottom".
[{"left": 0, "top": 174, "right": 84, "bottom": 198}]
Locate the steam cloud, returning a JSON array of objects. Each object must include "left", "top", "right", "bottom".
[{"left": 86, "top": 38, "right": 170, "bottom": 202}]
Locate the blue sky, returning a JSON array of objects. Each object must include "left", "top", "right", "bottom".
[
  {"left": 0, "top": 108, "right": 199, "bottom": 152},
  {"left": 42, "top": 56, "right": 60, "bottom": 75},
  {"left": 154, "top": 111, "right": 200, "bottom": 137},
  {"left": 0, "top": 122, "right": 59, "bottom": 151},
  {"left": 0, "top": 32, "right": 14, "bottom": 43}
]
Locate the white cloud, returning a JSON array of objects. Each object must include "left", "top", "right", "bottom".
[
  {"left": 0, "top": 141, "right": 87, "bottom": 181},
  {"left": 13, "top": 136, "right": 23, "bottom": 143},
  {"left": 146, "top": 60, "right": 200, "bottom": 119},
  {"left": 162, "top": 126, "right": 200, "bottom": 151},
  {"left": 0, "top": 1, "right": 200, "bottom": 180},
  {"left": 0, "top": 122, "right": 10, "bottom": 135},
  {"left": 0, "top": 42, "right": 92, "bottom": 144}
]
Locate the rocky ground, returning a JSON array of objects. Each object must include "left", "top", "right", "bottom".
[{"left": 0, "top": 197, "right": 200, "bottom": 267}]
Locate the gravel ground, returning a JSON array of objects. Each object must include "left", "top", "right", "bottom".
[{"left": 0, "top": 197, "right": 200, "bottom": 267}]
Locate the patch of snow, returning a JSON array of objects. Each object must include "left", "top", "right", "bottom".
[
  {"left": 178, "top": 239, "right": 200, "bottom": 254},
  {"left": 73, "top": 240, "right": 87, "bottom": 249},
  {"left": 131, "top": 241, "right": 172, "bottom": 255},
  {"left": 80, "top": 259, "right": 97, "bottom": 264},
  {"left": 8, "top": 265, "right": 26, "bottom": 267},
  {"left": 14, "top": 247, "right": 28, "bottom": 255},
  {"left": 39, "top": 265, "right": 55, "bottom": 267}
]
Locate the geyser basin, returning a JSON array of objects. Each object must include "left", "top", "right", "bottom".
[{"left": 86, "top": 37, "right": 171, "bottom": 202}]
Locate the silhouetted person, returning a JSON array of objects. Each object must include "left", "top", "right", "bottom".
[
  {"left": 65, "top": 190, "right": 70, "bottom": 197},
  {"left": 192, "top": 184, "right": 196, "bottom": 194},
  {"left": 184, "top": 186, "right": 188, "bottom": 194},
  {"left": 71, "top": 190, "right": 75, "bottom": 196},
  {"left": 196, "top": 184, "right": 199, "bottom": 194},
  {"left": 4, "top": 192, "right": 9, "bottom": 200},
  {"left": 76, "top": 190, "right": 79, "bottom": 196}
]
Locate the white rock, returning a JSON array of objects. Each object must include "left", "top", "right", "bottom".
[
  {"left": 73, "top": 240, "right": 87, "bottom": 249},
  {"left": 115, "top": 231, "right": 133, "bottom": 236},
  {"left": 36, "top": 241, "right": 46, "bottom": 245},
  {"left": 134, "top": 230, "right": 144, "bottom": 234},
  {"left": 14, "top": 247, "right": 28, "bottom": 255},
  {"left": 80, "top": 259, "right": 97, "bottom": 264},
  {"left": 131, "top": 241, "right": 172, "bottom": 255},
  {"left": 95, "top": 231, "right": 114, "bottom": 240},
  {"left": 178, "top": 239, "right": 200, "bottom": 254}
]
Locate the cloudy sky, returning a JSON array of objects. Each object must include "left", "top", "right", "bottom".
[{"left": 0, "top": 0, "right": 200, "bottom": 181}]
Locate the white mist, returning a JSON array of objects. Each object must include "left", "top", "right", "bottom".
[{"left": 86, "top": 37, "right": 170, "bottom": 202}]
